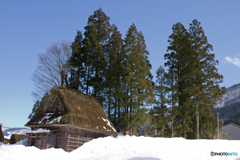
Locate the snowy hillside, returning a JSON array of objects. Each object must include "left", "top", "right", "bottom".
[
  {"left": 215, "top": 83, "right": 240, "bottom": 108},
  {"left": 2, "top": 126, "right": 30, "bottom": 139},
  {"left": 2, "top": 126, "right": 49, "bottom": 139},
  {"left": 0, "top": 136, "right": 240, "bottom": 160}
]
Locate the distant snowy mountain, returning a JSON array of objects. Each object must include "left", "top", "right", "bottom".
[
  {"left": 2, "top": 126, "right": 30, "bottom": 139},
  {"left": 215, "top": 83, "right": 240, "bottom": 108},
  {"left": 2, "top": 126, "right": 50, "bottom": 139}
]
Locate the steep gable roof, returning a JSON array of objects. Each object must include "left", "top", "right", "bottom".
[
  {"left": 221, "top": 123, "right": 240, "bottom": 140},
  {"left": 26, "top": 87, "right": 117, "bottom": 136}
]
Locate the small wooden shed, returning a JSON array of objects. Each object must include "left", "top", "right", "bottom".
[{"left": 25, "top": 87, "right": 117, "bottom": 152}]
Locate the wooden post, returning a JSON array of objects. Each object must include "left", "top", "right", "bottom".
[
  {"left": 40, "top": 133, "right": 42, "bottom": 149},
  {"left": 67, "top": 134, "right": 70, "bottom": 152}
]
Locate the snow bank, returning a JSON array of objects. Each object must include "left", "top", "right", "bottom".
[{"left": 0, "top": 136, "right": 240, "bottom": 160}]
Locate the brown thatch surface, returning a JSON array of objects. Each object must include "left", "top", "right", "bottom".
[
  {"left": 9, "top": 134, "right": 27, "bottom": 144},
  {"left": 0, "top": 126, "right": 4, "bottom": 142},
  {"left": 26, "top": 87, "right": 117, "bottom": 136}
]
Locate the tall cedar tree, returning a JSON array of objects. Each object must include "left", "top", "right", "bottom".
[
  {"left": 104, "top": 24, "right": 124, "bottom": 131},
  {"left": 123, "top": 23, "right": 154, "bottom": 135},
  {"left": 83, "top": 24, "right": 105, "bottom": 96},
  {"left": 69, "top": 9, "right": 126, "bottom": 132},
  {"left": 86, "top": 8, "right": 112, "bottom": 100},
  {"left": 69, "top": 31, "right": 86, "bottom": 91},
  {"left": 165, "top": 67, "right": 178, "bottom": 137},
  {"left": 154, "top": 66, "right": 169, "bottom": 136},
  {"left": 188, "top": 19, "right": 226, "bottom": 139},
  {"left": 164, "top": 22, "right": 194, "bottom": 138}
]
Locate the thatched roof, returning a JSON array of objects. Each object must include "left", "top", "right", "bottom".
[{"left": 26, "top": 87, "right": 117, "bottom": 136}]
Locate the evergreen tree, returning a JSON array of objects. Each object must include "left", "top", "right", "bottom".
[
  {"left": 164, "top": 22, "right": 194, "bottom": 138},
  {"left": 123, "top": 23, "right": 154, "bottom": 135},
  {"left": 83, "top": 24, "right": 105, "bottom": 96},
  {"left": 86, "top": 8, "right": 112, "bottom": 100},
  {"left": 153, "top": 66, "right": 169, "bottom": 137},
  {"left": 165, "top": 67, "right": 178, "bottom": 137},
  {"left": 164, "top": 20, "right": 226, "bottom": 139},
  {"left": 87, "top": 8, "right": 112, "bottom": 52},
  {"left": 104, "top": 24, "right": 124, "bottom": 131},
  {"left": 188, "top": 19, "right": 226, "bottom": 139},
  {"left": 69, "top": 30, "right": 86, "bottom": 91}
]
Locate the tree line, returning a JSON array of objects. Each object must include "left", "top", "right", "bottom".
[{"left": 29, "top": 8, "right": 226, "bottom": 139}]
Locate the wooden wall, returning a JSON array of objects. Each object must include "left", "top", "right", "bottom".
[{"left": 27, "top": 125, "right": 108, "bottom": 152}]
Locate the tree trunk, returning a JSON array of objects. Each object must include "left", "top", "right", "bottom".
[
  {"left": 213, "top": 117, "right": 215, "bottom": 139},
  {"left": 86, "top": 67, "right": 89, "bottom": 95},
  {"left": 171, "top": 73, "right": 174, "bottom": 138},
  {"left": 117, "top": 86, "right": 120, "bottom": 132},
  {"left": 64, "top": 73, "right": 68, "bottom": 88},
  {"left": 196, "top": 102, "right": 199, "bottom": 139},
  {"left": 114, "top": 94, "right": 117, "bottom": 126},
  {"left": 108, "top": 88, "right": 111, "bottom": 118},
  {"left": 61, "top": 71, "right": 64, "bottom": 87},
  {"left": 94, "top": 66, "right": 98, "bottom": 97}
]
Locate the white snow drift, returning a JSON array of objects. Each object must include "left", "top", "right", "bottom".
[{"left": 0, "top": 135, "right": 240, "bottom": 160}]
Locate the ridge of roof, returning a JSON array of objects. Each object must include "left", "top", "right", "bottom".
[{"left": 51, "top": 86, "right": 100, "bottom": 103}]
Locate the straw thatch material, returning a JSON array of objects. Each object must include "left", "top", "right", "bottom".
[{"left": 26, "top": 87, "right": 117, "bottom": 136}]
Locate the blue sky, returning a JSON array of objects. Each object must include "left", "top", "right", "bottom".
[{"left": 0, "top": 0, "right": 240, "bottom": 128}]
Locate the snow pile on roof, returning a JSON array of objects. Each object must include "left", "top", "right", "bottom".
[
  {"left": 26, "top": 128, "right": 50, "bottom": 133},
  {"left": 37, "top": 113, "right": 54, "bottom": 124},
  {"left": 102, "top": 117, "right": 116, "bottom": 132},
  {"left": 36, "top": 113, "right": 62, "bottom": 124},
  {"left": 0, "top": 136, "right": 240, "bottom": 160},
  {"left": 48, "top": 116, "right": 62, "bottom": 124}
]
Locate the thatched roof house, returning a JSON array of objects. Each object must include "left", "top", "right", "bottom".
[{"left": 25, "top": 87, "right": 117, "bottom": 151}]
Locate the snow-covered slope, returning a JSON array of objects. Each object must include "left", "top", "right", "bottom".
[
  {"left": 215, "top": 83, "right": 240, "bottom": 108},
  {"left": 0, "top": 136, "right": 240, "bottom": 160},
  {"left": 2, "top": 126, "right": 50, "bottom": 139},
  {"left": 2, "top": 126, "right": 30, "bottom": 139}
]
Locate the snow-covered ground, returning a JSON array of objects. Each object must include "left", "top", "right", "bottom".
[{"left": 0, "top": 135, "right": 240, "bottom": 160}]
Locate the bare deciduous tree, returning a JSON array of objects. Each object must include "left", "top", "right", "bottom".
[{"left": 32, "top": 41, "right": 71, "bottom": 99}]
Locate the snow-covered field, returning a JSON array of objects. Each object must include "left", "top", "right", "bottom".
[{"left": 0, "top": 135, "right": 240, "bottom": 160}]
